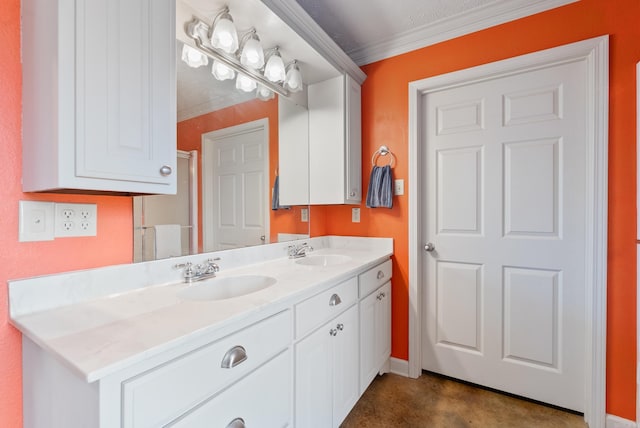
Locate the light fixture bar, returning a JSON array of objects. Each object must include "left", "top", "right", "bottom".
[{"left": 185, "top": 17, "right": 290, "bottom": 98}]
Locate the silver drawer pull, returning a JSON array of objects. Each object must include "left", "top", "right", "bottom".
[
  {"left": 159, "top": 165, "right": 173, "bottom": 176},
  {"left": 221, "top": 346, "right": 247, "bottom": 369},
  {"left": 377, "top": 270, "right": 385, "bottom": 280},
  {"left": 329, "top": 293, "right": 342, "bottom": 307},
  {"left": 226, "top": 418, "right": 246, "bottom": 428}
]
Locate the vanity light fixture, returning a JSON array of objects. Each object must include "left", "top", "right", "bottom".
[
  {"left": 209, "top": 6, "right": 239, "bottom": 54},
  {"left": 184, "top": 16, "right": 303, "bottom": 98},
  {"left": 211, "top": 59, "right": 235, "bottom": 80},
  {"left": 264, "top": 47, "right": 286, "bottom": 83},
  {"left": 236, "top": 73, "right": 257, "bottom": 92},
  {"left": 284, "top": 60, "right": 303, "bottom": 93},
  {"left": 239, "top": 29, "right": 265, "bottom": 70},
  {"left": 181, "top": 44, "right": 209, "bottom": 68}
]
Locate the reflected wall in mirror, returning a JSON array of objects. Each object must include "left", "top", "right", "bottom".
[{"left": 134, "top": 0, "right": 344, "bottom": 262}]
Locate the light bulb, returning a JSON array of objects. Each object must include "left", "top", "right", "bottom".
[
  {"left": 264, "top": 49, "right": 286, "bottom": 83},
  {"left": 285, "top": 61, "right": 303, "bottom": 92},
  {"left": 257, "top": 86, "right": 275, "bottom": 101},
  {"left": 211, "top": 60, "right": 235, "bottom": 81},
  {"left": 236, "top": 74, "right": 257, "bottom": 92},
  {"left": 181, "top": 44, "right": 208, "bottom": 68},
  {"left": 240, "top": 32, "right": 265, "bottom": 69},
  {"left": 211, "top": 12, "right": 239, "bottom": 54}
]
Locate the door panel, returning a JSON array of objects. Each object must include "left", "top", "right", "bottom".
[{"left": 422, "top": 60, "right": 586, "bottom": 411}]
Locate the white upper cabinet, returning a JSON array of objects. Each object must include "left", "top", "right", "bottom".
[
  {"left": 308, "top": 74, "right": 362, "bottom": 205},
  {"left": 22, "top": 0, "right": 177, "bottom": 194}
]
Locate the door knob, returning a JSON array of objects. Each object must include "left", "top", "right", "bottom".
[{"left": 424, "top": 242, "right": 435, "bottom": 252}]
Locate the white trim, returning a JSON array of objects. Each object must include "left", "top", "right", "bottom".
[
  {"left": 185, "top": 150, "right": 199, "bottom": 255},
  {"left": 201, "top": 118, "right": 270, "bottom": 251},
  {"left": 408, "top": 36, "right": 608, "bottom": 428},
  {"left": 389, "top": 357, "right": 410, "bottom": 377},
  {"left": 349, "top": 0, "right": 579, "bottom": 66},
  {"left": 637, "top": 62, "right": 640, "bottom": 428},
  {"left": 259, "top": 0, "right": 366, "bottom": 84},
  {"left": 606, "top": 414, "right": 636, "bottom": 428}
]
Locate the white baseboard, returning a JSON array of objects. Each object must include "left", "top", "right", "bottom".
[
  {"left": 606, "top": 414, "right": 636, "bottom": 428},
  {"left": 389, "top": 357, "right": 409, "bottom": 377}
]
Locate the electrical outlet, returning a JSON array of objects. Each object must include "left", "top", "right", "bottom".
[
  {"left": 54, "top": 203, "right": 97, "bottom": 237},
  {"left": 352, "top": 207, "right": 361, "bottom": 223},
  {"left": 301, "top": 208, "right": 309, "bottom": 223}
]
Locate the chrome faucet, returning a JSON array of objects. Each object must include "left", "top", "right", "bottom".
[
  {"left": 175, "top": 258, "right": 220, "bottom": 283},
  {"left": 288, "top": 242, "right": 313, "bottom": 259}
]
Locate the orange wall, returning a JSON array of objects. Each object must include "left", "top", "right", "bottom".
[
  {"left": 1, "top": 0, "right": 639, "bottom": 425},
  {"left": 320, "top": 0, "right": 640, "bottom": 420},
  {"left": 176, "top": 98, "right": 308, "bottom": 250},
  {"left": 0, "top": 1, "right": 134, "bottom": 426}
]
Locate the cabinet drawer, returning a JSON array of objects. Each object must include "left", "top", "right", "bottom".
[
  {"left": 122, "top": 310, "right": 291, "bottom": 428},
  {"left": 359, "top": 259, "right": 392, "bottom": 298},
  {"left": 295, "top": 277, "right": 357, "bottom": 339},
  {"left": 168, "top": 350, "right": 291, "bottom": 427}
]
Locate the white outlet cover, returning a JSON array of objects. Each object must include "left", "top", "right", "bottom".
[
  {"left": 54, "top": 203, "right": 97, "bottom": 237},
  {"left": 19, "top": 201, "right": 55, "bottom": 242},
  {"left": 352, "top": 207, "right": 361, "bottom": 223}
]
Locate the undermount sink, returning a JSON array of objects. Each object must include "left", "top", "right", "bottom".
[
  {"left": 295, "top": 255, "right": 351, "bottom": 267},
  {"left": 177, "top": 275, "right": 277, "bottom": 301}
]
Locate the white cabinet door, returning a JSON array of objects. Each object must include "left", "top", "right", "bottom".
[
  {"left": 22, "top": 0, "right": 176, "bottom": 194},
  {"left": 295, "top": 321, "right": 333, "bottom": 428},
  {"left": 295, "top": 304, "right": 359, "bottom": 428},
  {"left": 331, "top": 305, "right": 360, "bottom": 427},
  {"left": 278, "top": 97, "right": 309, "bottom": 206},
  {"left": 308, "top": 74, "right": 361, "bottom": 205},
  {"left": 345, "top": 75, "right": 362, "bottom": 203},
  {"left": 359, "top": 281, "right": 392, "bottom": 393}
]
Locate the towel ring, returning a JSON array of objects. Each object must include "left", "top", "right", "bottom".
[{"left": 371, "top": 145, "right": 396, "bottom": 167}]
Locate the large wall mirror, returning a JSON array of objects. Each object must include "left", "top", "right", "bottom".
[{"left": 133, "top": 0, "right": 341, "bottom": 262}]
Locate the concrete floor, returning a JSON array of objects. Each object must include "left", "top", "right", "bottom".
[{"left": 341, "top": 372, "right": 586, "bottom": 427}]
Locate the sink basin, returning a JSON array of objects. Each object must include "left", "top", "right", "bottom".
[
  {"left": 178, "top": 275, "right": 277, "bottom": 301},
  {"left": 295, "top": 255, "right": 351, "bottom": 267}
]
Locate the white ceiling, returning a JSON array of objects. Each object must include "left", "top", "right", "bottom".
[{"left": 294, "top": 0, "right": 579, "bottom": 65}]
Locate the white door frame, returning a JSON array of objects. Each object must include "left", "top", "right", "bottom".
[
  {"left": 408, "top": 36, "right": 608, "bottom": 427},
  {"left": 201, "top": 118, "right": 270, "bottom": 251}
]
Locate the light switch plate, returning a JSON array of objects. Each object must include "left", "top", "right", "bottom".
[
  {"left": 394, "top": 179, "right": 405, "bottom": 196},
  {"left": 19, "top": 201, "right": 55, "bottom": 242}
]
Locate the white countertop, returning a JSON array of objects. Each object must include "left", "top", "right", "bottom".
[{"left": 9, "top": 237, "right": 392, "bottom": 382}]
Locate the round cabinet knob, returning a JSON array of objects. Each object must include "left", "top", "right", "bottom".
[
  {"left": 226, "top": 418, "right": 246, "bottom": 428},
  {"left": 329, "top": 328, "right": 338, "bottom": 336},
  {"left": 424, "top": 242, "right": 436, "bottom": 252},
  {"left": 337, "top": 323, "right": 344, "bottom": 331},
  {"left": 350, "top": 191, "right": 356, "bottom": 197},
  {"left": 159, "top": 165, "right": 172, "bottom": 176}
]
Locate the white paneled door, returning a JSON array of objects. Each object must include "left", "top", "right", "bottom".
[
  {"left": 202, "top": 120, "right": 269, "bottom": 251},
  {"left": 421, "top": 60, "right": 587, "bottom": 411}
]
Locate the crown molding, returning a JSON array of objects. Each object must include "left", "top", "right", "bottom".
[
  {"left": 349, "top": 0, "right": 580, "bottom": 66},
  {"left": 260, "top": 0, "right": 367, "bottom": 84}
]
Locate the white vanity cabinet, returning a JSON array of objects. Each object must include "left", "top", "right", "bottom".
[
  {"left": 22, "top": 310, "right": 292, "bottom": 428},
  {"left": 21, "top": 0, "right": 177, "bottom": 194},
  {"left": 359, "top": 260, "right": 392, "bottom": 393},
  {"left": 308, "top": 74, "right": 362, "bottom": 205},
  {"left": 294, "top": 278, "right": 360, "bottom": 427}
]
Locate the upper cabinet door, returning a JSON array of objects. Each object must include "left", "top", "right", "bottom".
[
  {"left": 308, "top": 74, "right": 362, "bottom": 205},
  {"left": 22, "top": 0, "right": 176, "bottom": 194}
]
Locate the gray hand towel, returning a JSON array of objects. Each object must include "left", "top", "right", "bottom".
[
  {"left": 366, "top": 165, "right": 393, "bottom": 208},
  {"left": 272, "top": 175, "right": 290, "bottom": 210}
]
